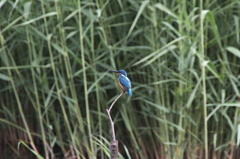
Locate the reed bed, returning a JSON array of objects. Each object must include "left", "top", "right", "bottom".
[{"left": 0, "top": 0, "right": 240, "bottom": 158}]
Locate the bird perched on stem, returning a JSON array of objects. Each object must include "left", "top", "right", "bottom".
[{"left": 109, "top": 70, "right": 132, "bottom": 96}]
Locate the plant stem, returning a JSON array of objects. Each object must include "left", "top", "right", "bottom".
[
  {"left": 78, "top": 0, "right": 93, "bottom": 157},
  {"left": 106, "top": 91, "right": 124, "bottom": 141},
  {"left": 106, "top": 92, "right": 124, "bottom": 159},
  {"left": 200, "top": 0, "right": 208, "bottom": 158}
]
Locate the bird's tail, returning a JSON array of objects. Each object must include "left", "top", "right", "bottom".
[{"left": 128, "top": 88, "right": 132, "bottom": 96}]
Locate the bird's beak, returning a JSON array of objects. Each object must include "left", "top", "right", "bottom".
[{"left": 109, "top": 70, "right": 119, "bottom": 73}]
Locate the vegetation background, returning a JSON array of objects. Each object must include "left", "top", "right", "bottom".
[{"left": 1, "top": 0, "right": 240, "bottom": 158}]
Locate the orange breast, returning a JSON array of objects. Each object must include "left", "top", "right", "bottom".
[{"left": 118, "top": 80, "right": 125, "bottom": 91}]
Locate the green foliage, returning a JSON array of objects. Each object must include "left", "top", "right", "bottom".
[{"left": 0, "top": 0, "right": 240, "bottom": 158}]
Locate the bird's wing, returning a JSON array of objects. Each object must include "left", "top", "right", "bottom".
[{"left": 119, "top": 76, "right": 131, "bottom": 92}]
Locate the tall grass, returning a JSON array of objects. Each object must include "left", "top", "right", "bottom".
[{"left": 0, "top": 0, "right": 240, "bottom": 158}]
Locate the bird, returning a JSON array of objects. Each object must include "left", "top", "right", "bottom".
[{"left": 109, "top": 70, "right": 132, "bottom": 96}]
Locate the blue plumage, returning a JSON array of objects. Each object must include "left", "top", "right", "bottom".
[{"left": 110, "top": 70, "right": 132, "bottom": 96}]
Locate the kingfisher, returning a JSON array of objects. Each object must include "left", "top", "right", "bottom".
[{"left": 110, "top": 70, "right": 132, "bottom": 96}]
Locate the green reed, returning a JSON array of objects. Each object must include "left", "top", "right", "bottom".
[{"left": 0, "top": 0, "right": 240, "bottom": 158}]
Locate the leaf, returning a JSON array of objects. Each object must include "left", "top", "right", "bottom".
[
  {"left": 119, "top": 141, "right": 132, "bottom": 159},
  {"left": 186, "top": 78, "right": 202, "bottom": 108},
  {"left": 154, "top": 3, "right": 178, "bottom": 19},
  {"left": 226, "top": 46, "right": 240, "bottom": 58},
  {"left": 0, "top": 73, "right": 11, "bottom": 81},
  {"left": 201, "top": 10, "right": 210, "bottom": 20},
  {"left": 206, "top": 61, "right": 223, "bottom": 84},
  {"left": 127, "top": 0, "right": 149, "bottom": 36},
  {"left": 87, "top": 71, "right": 108, "bottom": 94},
  {"left": 24, "top": 1, "right": 32, "bottom": 19},
  {"left": 2, "top": 16, "right": 22, "bottom": 33},
  {"left": 152, "top": 79, "right": 187, "bottom": 85},
  {"left": 141, "top": 45, "right": 177, "bottom": 68},
  {"left": 132, "top": 36, "right": 186, "bottom": 67},
  {"left": 0, "top": 0, "right": 7, "bottom": 8},
  {"left": 18, "top": 141, "right": 44, "bottom": 159},
  {"left": 18, "top": 12, "right": 57, "bottom": 26},
  {"left": 139, "top": 98, "right": 170, "bottom": 113},
  {"left": 51, "top": 42, "right": 67, "bottom": 56}
]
